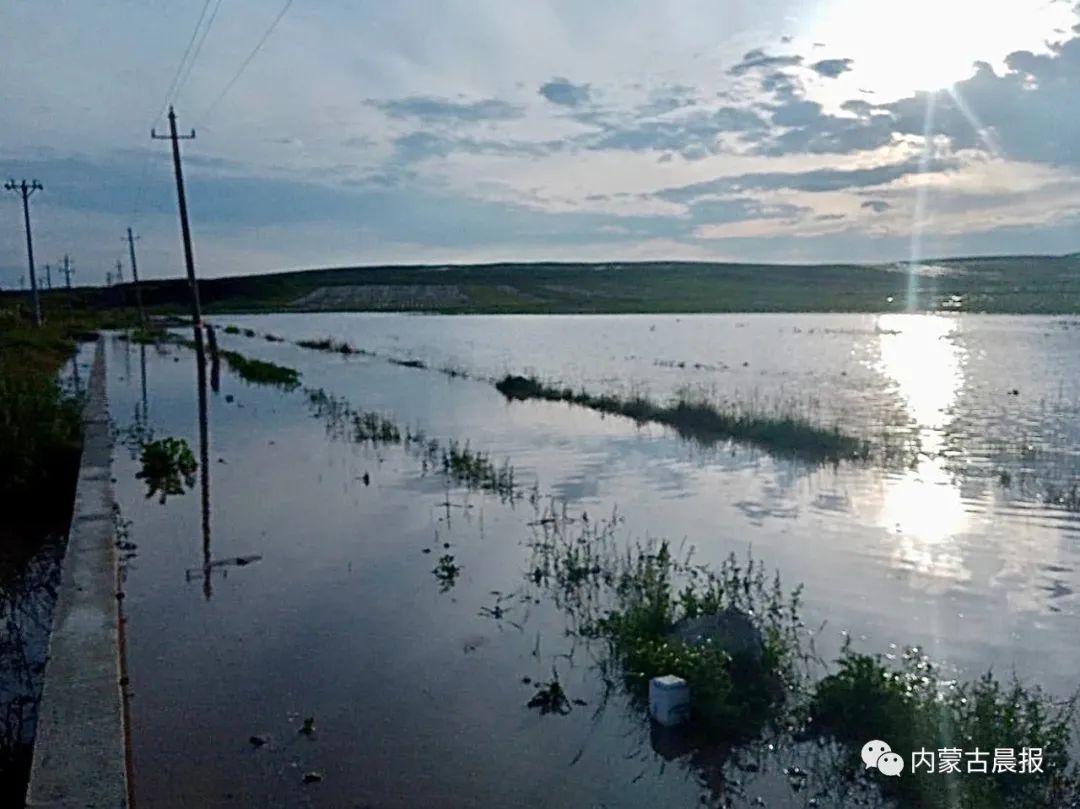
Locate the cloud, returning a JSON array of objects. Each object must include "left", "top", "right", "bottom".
[
  {"left": 369, "top": 95, "right": 523, "bottom": 122},
  {"left": 809, "top": 58, "right": 854, "bottom": 78},
  {"left": 586, "top": 106, "right": 768, "bottom": 157},
  {"left": 656, "top": 157, "right": 957, "bottom": 203},
  {"left": 539, "top": 77, "right": 592, "bottom": 107},
  {"left": 744, "top": 30, "right": 1080, "bottom": 167},
  {"left": 861, "top": 199, "right": 891, "bottom": 213},
  {"left": 729, "top": 49, "right": 803, "bottom": 76}
]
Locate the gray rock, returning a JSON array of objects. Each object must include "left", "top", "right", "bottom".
[{"left": 669, "top": 608, "right": 764, "bottom": 663}]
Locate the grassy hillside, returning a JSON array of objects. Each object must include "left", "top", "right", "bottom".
[{"left": 5, "top": 255, "right": 1080, "bottom": 314}]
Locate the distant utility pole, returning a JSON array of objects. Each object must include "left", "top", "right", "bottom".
[
  {"left": 152, "top": 106, "right": 204, "bottom": 349},
  {"left": 4, "top": 179, "right": 43, "bottom": 325},
  {"left": 125, "top": 227, "right": 147, "bottom": 328},
  {"left": 107, "top": 270, "right": 113, "bottom": 287},
  {"left": 44, "top": 263, "right": 52, "bottom": 290},
  {"left": 115, "top": 259, "right": 124, "bottom": 285},
  {"left": 59, "top": 254, "right": 74, "bottom": 289}
]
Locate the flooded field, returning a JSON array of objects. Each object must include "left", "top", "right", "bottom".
[{"left": 107, "top": 313, "right": 1080, "bottom": 807}]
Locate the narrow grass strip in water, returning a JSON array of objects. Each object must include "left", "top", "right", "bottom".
[{"left": 496, "top": 374, "right": 868, "bottom": 464}]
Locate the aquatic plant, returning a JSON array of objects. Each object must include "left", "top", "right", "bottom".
[
  {"left": 495, "top": 374, "right": 869, "bottom": 464},
  {"left": 441, "top": 441, "right": 515, "bottom": 498},
  {"left": 527, "top": 509, "right": 805, "bottom": 742},
  {"left": 526, "top": 674, "right": 572, "bottom": 716},
  {"left": 433, "top": 554, "right": 461, "bottom": 592},
  {"left": 304, "top": 387, "right": 518, "bottom": 499},
  {"left": 218, "top": 350, "right": 300, "bottom": 390},
  {"left": 808, "top": 643, "right": 1079, "bottom": 808},
  {"left": 296, "top": 336, "right": 371, "bottom": 356},
  {"left": 223, "top": 325, "right": 241, "bottom": 335},
  {"left": 136, "top": 437, "right": 197, "bottom": 503}
]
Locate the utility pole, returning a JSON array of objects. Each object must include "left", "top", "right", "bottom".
[
  {"left": 125, "top": 228, "right": 147, "bottom": 328},
  {"left": 4, "top": 179, "right": 43, "bottom": 325},
  {"left": 44, "top": 263, "right": 52, "bottom": 290},
  {"left": 152, "top": 106, "right": 204, "bottom": 351},
  {"left": 115, "top": 259, "right": 124, "bottom": 285},
  {"left": 59, "top": 255, "right": 74, "bottom": 289}
]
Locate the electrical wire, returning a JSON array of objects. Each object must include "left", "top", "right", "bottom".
[
  {"left": 173, "top": 0, "right": 227, "bottom": 107},
  {"left": 158, "top": 0, "right": 214, "bottom": 119},
  {"left": 197, "top": 0, "right": 295, "bottom": 126}
]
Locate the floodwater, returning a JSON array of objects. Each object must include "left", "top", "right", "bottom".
[{"left": 107, "top": 313, "right": 1080, "bottom": 808}]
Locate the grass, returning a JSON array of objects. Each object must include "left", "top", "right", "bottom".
[
  {"left": 218, "top": 349, "right": 301, "bottom": 390},
  {"left": 58, "top": 256, "right": 1080, "bottom": 315},
  {"left": 527, "top": 510, "right": 804, "bottom": 741},
  {"left": 808, "top": 643, "right": 1079, "bottom": 808},
  {"left": 305, "top": 388, "right": 401, "bottom": 444},
  {"left": 496, "top": 374, "right": 869, "bottom": 463},
  {"left": 135, "top": 437, "right": 197, "bottom": 504},
  {"left": 304, "top": 387, "right": 518, "bottom": 499},
  {"left": 0, "top": 311, "right": 85, "bottom": 531},
  {"left": 441, "top": 441, "right": 515, "bottom": 497},
  {"left": 525, "top": 507, "right": 1079, "bottom": 807},
  {"left": 296, "top": 336, "right": 371, "bottom": 356}
]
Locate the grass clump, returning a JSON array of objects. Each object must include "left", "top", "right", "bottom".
[
  {"left": 528, "top": 511, "right": 804, "bottom": 742},
  {"left": 223, "top": 325, "right": 241, "bottom": 335},
  {"left": 495, "top": 374, "right": 868, "bottom": 464},
  {"left": 808, "top": 643, "right": 1079, "bottom": 808},
  {"left": 305, "top": 388, "right": 400, "bottom": 445},
  {"left": 441, "top": 441, "right": 515, "bottom": 498},
  {"left": 296, "top": 336, "right": 369, "bottom": 356},
  {"left": 218, "top": 350, "right": 300, "bottom": 390},
  {"left": 136, "top": 437, "right": 197, "bottom": 503}
]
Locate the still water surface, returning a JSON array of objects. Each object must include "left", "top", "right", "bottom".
[{"left": 108, "top": 313, "right": 1080, "bottom": 807}]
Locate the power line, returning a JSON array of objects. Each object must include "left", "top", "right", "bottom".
[
  {"left": 158, "top": 0, "right": 214, "bottom": 120},
  {"left": 174, "top": 0, "right": 227, "bottom": 105},
  {"left": 198, "top": 0, "right": 294, "bottom": 125}
]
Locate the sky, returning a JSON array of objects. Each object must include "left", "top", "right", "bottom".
[{"left": 3, "top": 0, "right": 1080, "bottom": 287}]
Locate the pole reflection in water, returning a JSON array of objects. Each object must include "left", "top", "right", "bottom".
[
  {"left": 139, "top": 343, "right": 148, "bottom": 422},
  {"left": 69, "top": 352, "right": 81, "bottom": 397},
  {"left": 196, "top": 325, "right": 212, "bottom": 600},
  {"left": 204, "top": 323, "right": 220, "bottom": 394}
]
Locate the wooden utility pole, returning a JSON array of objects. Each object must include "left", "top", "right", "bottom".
[
  {"left": 44, "top": 263, "right": 52, "bottom": 290},
  {"left": 125, "top": 228, "right": 147, "bottom": 327},
  {"left": 59, "top": 255, "right": 74, "bottom": 289},
  {"left": 152, "top": 106, "right": 204, "bottom": 351},
  {"left": 115, "top": 259, "right": 124, "bottom": 285},
  {"left": 4, "top": 179, "right": 43, "bottom": 325}
]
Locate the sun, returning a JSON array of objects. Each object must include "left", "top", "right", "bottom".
[{"left": 802, "top": 0, "right": 1074, "bottom": 97}]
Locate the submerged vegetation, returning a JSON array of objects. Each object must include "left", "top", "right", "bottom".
[
  {"left": 524, "top": 507, "right": 1080, "bottom": 808},
  {"left": 296, "top": 336, "right": 370, "bottom": 355},
  {"left": 808, "top": 644, "right": 1078, "bottom": 808},
  {"left": 441, "top": 441, "right": 515, "bottom": 495},
  {"left": 135, "top": 437, "right": 197, "bottom": 503},
  {"left": 304, "top": 387, "right": 518, "bottom": 499},
  {"left": 496, "top": 374, "right": 869, "bottom": 463},
  {"left": 529, "top": 510, "right": 804, "bottom": 741},
  {"left": 217, "top": 349, "right": 301, "bottom": 390}
]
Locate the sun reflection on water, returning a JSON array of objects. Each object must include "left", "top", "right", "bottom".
[{"left": 874, "top": 314, "right": 970, "bottom": 583}]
